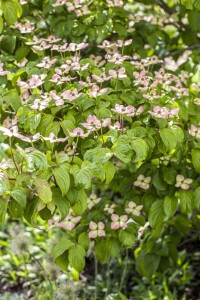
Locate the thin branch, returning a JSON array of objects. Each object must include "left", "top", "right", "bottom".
[
  {"left": 164, "top": 44, "right": 200, "bottom": 57},
  {"left": 155, "top": 0, "right": 175, "bottom": 15}
]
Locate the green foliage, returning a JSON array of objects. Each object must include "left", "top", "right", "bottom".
[
  {"left": 53, "top": 164, "right": 70, "bottom": 196},
  {"left": 0, "top": 0, "right": 200, "bottom": 296}
]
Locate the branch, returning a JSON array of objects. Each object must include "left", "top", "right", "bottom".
[
  {"left": 155, "top": 0, "right": 175, "bottom": 15},
  {"left": 164, "top": 44, "right": 200, "bottom": 57}
]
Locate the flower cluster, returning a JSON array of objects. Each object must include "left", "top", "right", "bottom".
[
  {"left": 0, "top": 125, "right": 40, "bottom": 143},
  {"left": 189, "top": 125, "right": 200, "bottom": 138},
  {"left": 148, "top": 106, "right": 179, "bottom": 119},
  {"left": 111, "top": 214, "right": 128, "bottom": 230},
  {"left": 52, "top": 0, "right": 91, "bottom": 17},
  {"left": 134, "top": 175, "right": 151, "bottom": 190},
  {"left": 68, "top": 128, "right": 89, "bottom": 139},
  {"left": 17, "top": 74, "right": 47, "bottom": 89},
  {"left": 112, "top": 104, "right": 144, "bottom": 117},
  {"left": 104, "top": 204, "right": 115, "bottom": 214},
  {"left": 175, "top": 175, "right": 193, "bottom": 190},
  {"left": 125, "top": 202, "right": 143, "bottom": 216},
  {"left": 88, "top": 221, "right": 105, "bottom": 238},
  {"left": 81, "top": 115, "right": 111, "bottom": 131},
  {"left": 133, "top": 65, "right": 189, "bottom": 99},
  {"left": 48, "top": 213, "right": 81, "bottom": 231},
  {"left": 15, "top": 21, "right": 35, "bottom": 33},
  {"left": 87, "top": 193, "right": 101, "bottom": 210}
]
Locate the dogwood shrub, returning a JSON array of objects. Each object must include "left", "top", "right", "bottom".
[{"left": 0, "top": 0, "right": 200, "bottom": 278}]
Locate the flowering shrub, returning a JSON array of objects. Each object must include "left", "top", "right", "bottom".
[{"left": 1, "top": 0, "right": 200, "bottom": 281}]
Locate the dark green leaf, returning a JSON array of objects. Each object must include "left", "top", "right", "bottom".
[
  {"left": 53, "top": 236, "right": 74, "bottom": 260},
  {"left": 33, "top": 179, "right": 52, "bottom": 204},
  {"left": 68, "top": 245, "right": 86, "bottom": 272},
  {"left": 10, "top": 188, "right": 27, "bottom": 208},
  {"left": 177, "top": 190, "right": 194, "bottom": 213},
  {"left": 53, "top": 164, "right": 70, "bottom": 196},
  {"left": 163, "top": 196, "right": 178, "bottom": 218},
  {"left": 148, "top": 200, "right": 165, "bottom": 228}
]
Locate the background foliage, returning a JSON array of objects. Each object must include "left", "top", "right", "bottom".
[{"left": 1, "top": 0, "right": 200, "bottom": 299}]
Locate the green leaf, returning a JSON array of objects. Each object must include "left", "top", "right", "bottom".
[
  {"left": 0, "top": 16, "right": 3, "bottom": 33},
  {"left": 127, "top": 127, "right": 147, "bottom": 138},
  {"left": 145, "top": 135, "right": 156, "bottom": 156},
  {"left": 182, "top": 0, "right": 200, "bottom": 10},
  {"left": 78, "top": 232, "right": 90, "bottom": 252},
  {"left": 171, "top": 125, "right": 184, "bottom": 144},
  {"left": 45, "top": 122, "right": 60, "bottom": 137},
  {"left": 131, "top": 138, "right": 148, "bottom": 162},
  {"left": 0, "top": 198, "right": 8, "bottom": 223},
  {"left": 72, "top": 190, "right": 88, "bottom": 215},
  {"left": 118, "top": 292, "right": 128, "bottom": 300},
  {"left": 55, "top": 251, "right": 69, "bottom": 272},
  {"left": 192, "top": 149, "right": 200, "bottom": 173},
  {"left": 72, "top": 23, "right": 86, "bottom": 36},
  {"left": 38, "top": 114, "right": 54, "bottom": 136},
  {"left": 159, "top": 128, "right": 177, "bottom": 151},
  {"left": 10, "top": 188, "right": 27, "bottom": 208},
  {"left": 106, "top": 238, "right": 121, "bottom": 257},
  {"left": 53, "top": 236, "right": 74, "bottom": 260},
  {"left": 8, "top": 199, "right": 23, "bottom": 218},
  {"left": 4, "top": 90, "right": 21, "bottom": 112},
  {"left": 39, "top": 206, "right": 52, "bottom": 220},
  {"left": 163, "top": 168, "right": 177, "bottom": 185},
  {"left": 26, "top": 150, "right": 47, "bottom": 172},
  {"left": 52, "top": 188, "right": 69, "bottom": 220},
  {"left": 119, "top": 230, "right": 136, "bottom": 248},
  {"left": 176, "top": 190, "right": 194, "bottom": 214},
  {"left": 90, "top": 162, "right": 105, "bottom": 181},
  {"left": 188, "top": 10, "right": 200, "bottom": 31},
  {"left": 0, "top": 35, "right": 16, "bottom": 54},
  {"left": 53, "top": 164, "right": 70, "bottom": 196},
  {"left": 68, "top": 245, "right": 86, "bottom": 272},
  {"left": 95, "top": 240, "right": 109, "bottom": 263},
  {"left": 136, "top": 252, "right": 160, "bottom": 277},
  {"left": 104, "top": 161, "right": 116, "bottom": 184},
  {"left": 24, "top": 112, "right": 41, "bottom": 134},
  {"left": 112, "top": 136, "right": 132, "bottom": 163},
  {"left": 3, "top": 1, "right": 18, "bottom": 25},
  {"left": 70, "top": 164, "right": 92, "bottom": 189},
  {"left": 163, "top": 196, "right": 178, "bottom": 218},
  {"left": 23, "top": 197, "right": 38, "bottom": 226},
  {"left": 194, "top": 187, "right": 200, "bottom": 209},
  {"left": 148, "top": 200, "right": 165, "bottom": 228},
  {"left": 0, "top": 172, "right": 9, "bottom": 195},
  {"left": 34, "top": 179, "right": 52, "bottom": 204},
  {"left": 60, "top": 119, "right": 75, "bottom": 135},
  {"left": 78, "top": 97, "right": 95, "bottom": 111},
  {"left": 15, "top": 46, "right": 30, "bottom": 62},
  {"left": 152, "top": 172, "right": 168, "bottom": 191},
  {"left": 84, "top": 148, "right": 112, "bottom": 163}
]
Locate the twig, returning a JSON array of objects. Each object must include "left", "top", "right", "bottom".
[
  {"left": 155, "top": 0, "right": 175, "bottom": 15},
  {"left": 163, "top": 44, "right": 200, "bottom": 58},
  {"left": 28, "top": 251, "right": 54, "bottom": 293},
  {"left": 94, "top": 257, "right": 98, "bottom": 300},
  {"left": 104, "top": 260, "right": 111, "bottom": 298},
  {"left": 119, "top": 249, "right": 129, "bottom": 292}
]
